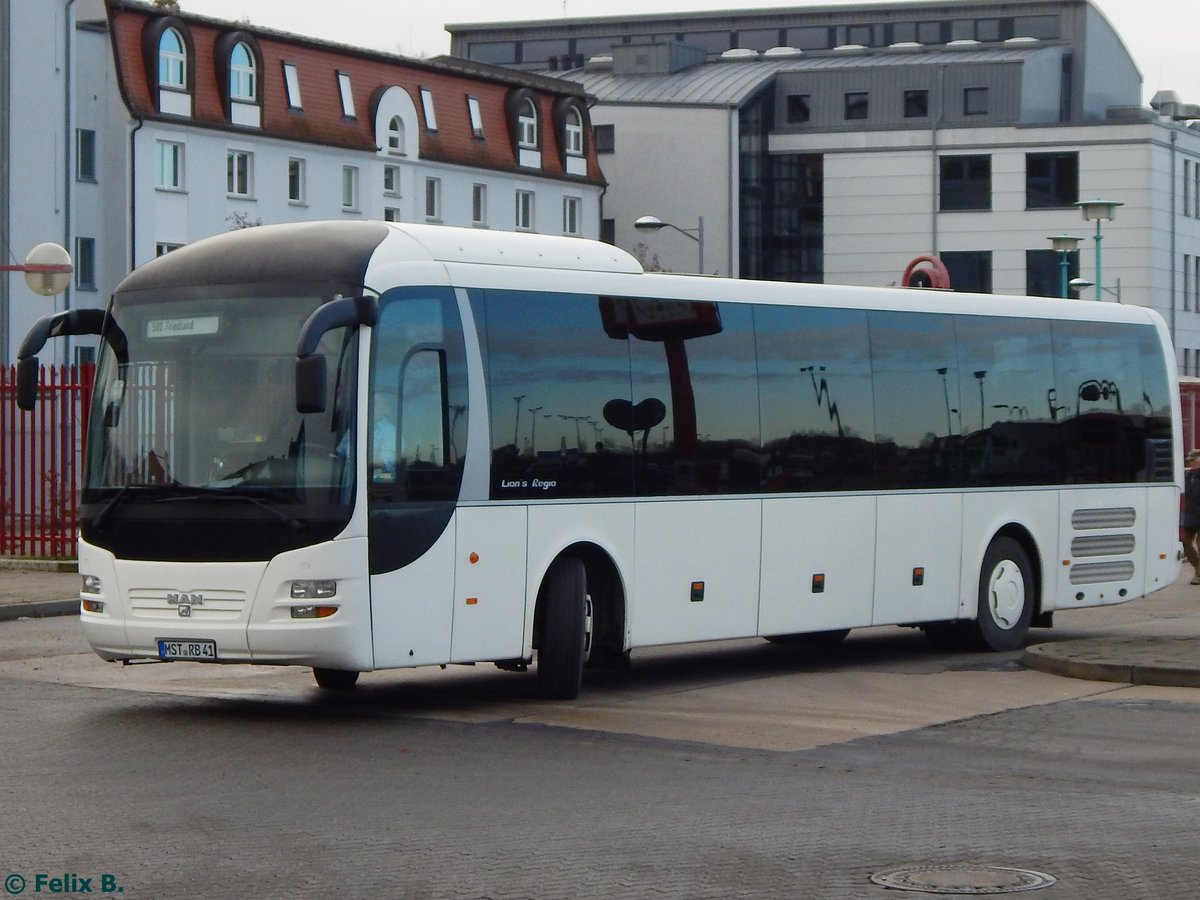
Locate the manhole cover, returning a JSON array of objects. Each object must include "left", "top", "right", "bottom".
[{"left": 870, "top": 864, "right": 1056, "bottom": 894}]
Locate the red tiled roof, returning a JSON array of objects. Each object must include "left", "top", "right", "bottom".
[{"left": 104, "top": 0, "right": 604, "bottom": 185}]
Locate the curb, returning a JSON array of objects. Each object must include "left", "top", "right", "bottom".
[
  {"left": 0, "top": 559, "right": 78, "bottom": 573},
  {"left": 1023, "top": 638, "right": 1200, "bottom": 689},
  {"left": 0, "top": 599, "right": 80, "bottom": 622}
]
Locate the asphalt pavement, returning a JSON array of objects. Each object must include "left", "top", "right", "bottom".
[{"left": 2, "top": 556, "right": 1198, "bottom": 687}]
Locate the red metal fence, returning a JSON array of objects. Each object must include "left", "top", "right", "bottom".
[{"left": 0, "top": 364, "right": 94, "bottom": 559}]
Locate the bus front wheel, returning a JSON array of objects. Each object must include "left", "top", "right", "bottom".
[
  {"left": 967, "top": 536, "right": 1034, "bottom": 652},
  {"left": 313, "top": 667, "right": 360, "bottom": 690},
  {"left": 536, "top": 557, "right": 590, "bottom": 700}
]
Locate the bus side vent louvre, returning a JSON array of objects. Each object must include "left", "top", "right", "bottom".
[
  {"left": 1069, "top": 560, "right": 1135, "bottom": 585},
  {"left": 1071, "top": 507, "right": 1136, "bottom": 530},
  {"left": 1070, "top": 534, "right": 1136, "bottom": 557}
]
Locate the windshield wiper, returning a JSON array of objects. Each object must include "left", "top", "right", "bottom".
[
  {"left": 157, "top": 491, "right": 305, "bottom": 530},
  {"left": 91, "top": 483, "right": 180, "bottom": 531}
]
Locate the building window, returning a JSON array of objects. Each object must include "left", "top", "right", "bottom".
[
  {"left": 786, "top": 94, "right": 811, "bottom": 124},
  {"left": 1186, "top": 160, "right": 1193, "bottom": 218},
  {"left": 155, "top": 140, "right": 184, "bottom": 190},
  {"left": 425, "top": 177, "right": 441, "bottom": 221},
  {"left": 1187, "top": 254, "right": 1194, "bottom": 312},
  {"left": 282, "top": 62, "right": 302, "bottom": 109},
  {"left": 288, "top": 157, "right": 306, "bottom": 204},
  {"left": 342, "top": 166, "right": 359, "bottom": 210},
  {"left": 467, "top": 97, "right": 485, "bottom": 139},
  {"left": 230, "top": 42, "right": 256, "bottom": 101},
  {"left": 1026, "top": 248, "right": 1078, "bottom": 298},
  {"left": 516, "top": 190, "right": 534, "bottom": 230},
  {"left": 844, "top": 92, "right": 868, "bottom": 120},
  {"left": 941, "top": 250, "right": 993, "bottom": 293},
  {"left": 963, "top": 87, "right": 989, "bottom": 116},
  {"left": 472, "top": 183, "right": 487, "bottom": 226},
  {"left": 903, "top": 90, "right": 928, "bottom": 118},
  {"left": 420, "top": 88, "right": 438, "bottom": 131},
  {"left": 1026, "top": 152, "right": 1078, "bottom": 209},
  {"left": 155, "top": 242, "right": 183, "bottom": 257},
  {"left": 337, "top": 72, "right": 355, "bottom": 119},
  {"left": 383, "top": 164, "right": 400, "bottom": 196},
  {"left": 563, "top": 196, "right": 581, "bottom": 236},
  {"left": 386, "top": 116, "right": 406, "bottom": 155},
  {"left": 75, "top": 129, "right": 96, "bottom": 182},
  {"left": 74, "top": 237, "right": 96, "bottom": 290},
  {"left": 517, "top": 97, "right": 538, "bottom": 148},
  {"left": 594, "top": 124, "right": 615, "bottom": 153},
  {"left": 227, "top": 149, "right": 252, "bottom": 197},
  {"left": 158, "top": 28, "right": 186, "bottom": 89},
  {"left": 940, "top": 154, "right": 991, "bottom": 211},
  {"left": 383, "top": 207, "right": 400, "bottom": 222}
]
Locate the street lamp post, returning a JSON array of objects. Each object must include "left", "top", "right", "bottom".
[
  {"left": 1047, "top": 235, "right": 1082, "bottom": 298},
  {"left": 1076, "top": 199, "right": 1123, "bottom": 301},
  {"left": 633, "top": 215, "right": 705, "bottom": 274}
]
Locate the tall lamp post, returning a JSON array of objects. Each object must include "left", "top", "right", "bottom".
[
  {"left": 1076, "top": 199, "right": 1123, "bottom": 301},
  {"left": 634, "top": 215, "right": 705, "bottom": 274},
  {"left": 1046, "top": 234, "right": 1082, "bottom": 298}
]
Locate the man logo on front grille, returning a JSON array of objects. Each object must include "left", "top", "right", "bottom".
[{"left": 167, "top": 593, "right": 203, "bottom": 617}]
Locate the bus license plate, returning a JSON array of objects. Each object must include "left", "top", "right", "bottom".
[{"left": 157, "top": 639, "right": 217, "bottom": 661}]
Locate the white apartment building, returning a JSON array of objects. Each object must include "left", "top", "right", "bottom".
[{"left": 0, "top": 0, "right": 606, "bottom": 364}]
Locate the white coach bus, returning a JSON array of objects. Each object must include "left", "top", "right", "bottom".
[{"left": 17, "top": 222, "right": 1181, "bottom": 699}]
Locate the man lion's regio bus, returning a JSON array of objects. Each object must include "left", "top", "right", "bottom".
[{"left": 17, "top": 222, "right": 1181, "bottom": 699}]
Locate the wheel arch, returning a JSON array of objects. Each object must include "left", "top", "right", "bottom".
[{"left": 532, "top": 540, "right": 627, "bottom": 658}]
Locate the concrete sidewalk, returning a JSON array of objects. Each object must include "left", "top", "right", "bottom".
[
  {"left": 1, "top": 557, "right": 1197, "bottom": 686},
  {"left": 0, "top": 560, "right": 80, "bottom": 620}
]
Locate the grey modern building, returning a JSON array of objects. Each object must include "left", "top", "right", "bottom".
[{"left": 449, "top": 0, "right": 1200, "bottom": 374}]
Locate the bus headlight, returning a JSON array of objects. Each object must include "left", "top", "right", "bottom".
[
  {"left": 290, "top": 579, "right": 337, "bottom": 599},
  {"left": 81, "top": 574, "right": 102, "bottom": 594}
]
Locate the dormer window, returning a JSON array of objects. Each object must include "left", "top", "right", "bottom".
[
  {"left": 564, "top": 107, "right": 583, "bottom": 156},
  {"left": 158, "top": 28, "right": 186, "bottom": 89},
  {"left": 553, "top": 98, "right": 588, "bottom": 176},
  {"left": 218, "top": 34, "right": 262, "bottom": 128},
  {"left": 147, "top": 19, "right": 193, "bottom": 117},
  {"left": 507, "top": 89, "right": 542, "bottom": 169},
  {"left": 230, "top": 42, "right": 255, "bottom": 101},
  {"left": 517, "top": 98, "right": 538, "bottom": 149}
]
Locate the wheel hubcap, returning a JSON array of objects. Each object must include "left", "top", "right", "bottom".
[{"left": 988, "top": 559, "right": 1025, "bottom": 630}]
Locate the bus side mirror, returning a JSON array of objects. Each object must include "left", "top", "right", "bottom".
[
  {"left": 296, "top": 354, "right": 327, "bottom": 414},
  {"left": 16, "top": 356, "right": 39, "bottom": 411}
]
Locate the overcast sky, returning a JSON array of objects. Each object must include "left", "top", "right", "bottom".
[{"left": 178, "top": 0, "right": 1198, "bottom": 105}]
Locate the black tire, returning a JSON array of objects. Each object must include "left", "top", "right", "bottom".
[
  {"left": 966, "top": 536, "right": 1034, "bottom": 652},
  {"left": 536, "top": 557, "right": 589, "bottom": 700},
  {"left": 764, "top": 628, "right": 851, "bottom": 647},
  {"left": 313, "top": 667, "right": 360, "bottom": 690}
]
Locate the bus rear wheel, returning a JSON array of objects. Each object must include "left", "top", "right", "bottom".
[
  {"left": 313, "top": 667, "right": 360, "bottom": 690},
  {"left": 966, "top": 536, "right": 1034, "bottom": 652},
  {"left": 536, "top": 557, "right": 590, "bottom": 700}
]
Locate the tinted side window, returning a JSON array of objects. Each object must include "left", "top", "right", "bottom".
[
  {"left": 625, "top": 300, "right": 760, "bottom": 495},
  {"left": 1139, "top": 326, "right": 1174, "bottom": 482},
  {"left": 471, "top": 290, "right": 634, "bottom": 499},
  {"left": 1052, "top": 320, "right": 1152, "bottom": 483},
  {"left": 869, "top": 311, "right": 961, "bottom": 488},
  {"left": 956, "top": 315, "right": 1058, "bottom": 486},
  {"left": 756, "top": 305, "right": 875, "bottom": 491}
]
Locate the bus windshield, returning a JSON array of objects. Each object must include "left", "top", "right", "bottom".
[{"left": 80, "top": 286, "right": 357, "bottom": 561}]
